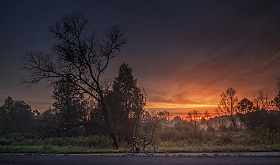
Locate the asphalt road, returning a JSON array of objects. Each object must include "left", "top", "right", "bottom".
[{"left": 1, "top": 154, "right": 280, "bottom": 165}]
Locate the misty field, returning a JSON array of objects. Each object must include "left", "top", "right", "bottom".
[{"left": 1, "top": 129, "right": 279, "bottom": 154}]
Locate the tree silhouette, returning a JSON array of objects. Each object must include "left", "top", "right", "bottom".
[
  {"left": 236, "top": 98, "right": 255, "bottom": 131},
  {"left": 273, "top": 77, "right": 280, "bottom": 110},
  {"left": 158, "top": 110, "right": 172, "bottom": 122},
  {"left": 187, "top": 110, "right": 201, "bottom": 133},
  {"left": 218, "top": 87, "right": 238, "bottom": 129},
  {"left": 22, "top": 12, "right": 126, "bottom": 148},
  {"left": 253, "top": 91, "right": 271, "bottom": 111},
  {"left": 0, "top": 97, "right": 35, "bottom": 135},
  {"left": 51, "top": 76, "right": 90, "bottom": 137},
  {"left": 203, "top": 110, "right": 211, "bottom": 129},
  {"left": 100, "top": 63, "right": 146, "bottom": 143}
]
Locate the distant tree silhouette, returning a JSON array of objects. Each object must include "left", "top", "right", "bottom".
[
  {"left": 172, "top": 116, "right": 182, "bottom": 123},
  {"left": 273, "top": 77, "right": 280, "bottom": 110},
  {"left": 203, "top": 110, "right": 211, "bottom": 129},
  {"left": 0, "top": 97, "right": 35, "bottom": 136},
  {"left": 186, "top": 110, "right": 201, "bottom": 133},
  {"left": 218, "top": 87, "right": 238, "bottom": 129},
  {"left": 22, "top": 12, "right": 126, "bottom": 148},
  {"left": 236, "top": 81, "right": 280, "bottom": 132},
  {"left": 158, "top": 110, "right": 172, "bottom": 122},
  {"left": 236, "top": 98, "right": 255, "bottom": 131},
  {"left": 273, "top": 94, "right": 280, "bottom": 111},
  {"left": 253, "top": 91, "right": 271, "bottom": 111}
]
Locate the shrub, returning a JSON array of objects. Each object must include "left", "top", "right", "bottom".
[
  {"left": 48, "top": 137, "right": 65, "bottom": 146},
  {"left": 234, "top": 128, "right": 280, "bottom": 145},
  {"left": 218, "top": 133, "right": 233, "bottom": 145},
  {"left": 0, "top": 137, "right": 15, "bottom": 146}
]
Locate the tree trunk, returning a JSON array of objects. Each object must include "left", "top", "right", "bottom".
[
  {"left": 125, "top": 101, "right": 130, "bottom": 144},
  {"left": 110, "top": 131, "right": 119, "bottom": 149},
  {"left": 100, "top": 93, "right": 119, "bottom": 149},
  {"left": 133, "top": 109, "right": 141, "bottom": 138}
]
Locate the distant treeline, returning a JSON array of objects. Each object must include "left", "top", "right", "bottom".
[{"left": 1, "top": 83, "right": 280, "bottom": 148}]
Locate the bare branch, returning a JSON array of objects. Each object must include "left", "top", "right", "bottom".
[{"left": 21, "top": 12, "right": 126, "bottom": 148}]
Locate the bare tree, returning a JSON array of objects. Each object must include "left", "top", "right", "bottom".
[
  {"left": 186, "top": 110, "right": 201, "bottom": 133},
  {"left": 21, "top": 12, "right": 126, "bottom": 149},
  {"left": 203, "top": 110, "right": 211, "bottom": 129},
  {"left": 253, "top": 91, "right": 271, "bottom": 111},
  {"left": 158, "top": 110, "right": 172, "bottom": 122},
  {"left": 218, "top": 87, "right": 238, "bottom": 129}
]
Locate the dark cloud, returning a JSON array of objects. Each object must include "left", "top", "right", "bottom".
[{"left": 1, "top": 0, "right": 280, "bottom": 115}]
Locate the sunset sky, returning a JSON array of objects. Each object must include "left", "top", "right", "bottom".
[{"left": 1, "top": 0, "right": 280, "bottom": 118}]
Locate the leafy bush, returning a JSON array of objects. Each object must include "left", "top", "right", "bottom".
[{"left": 0, "top": 137, "right": 15, "bottom": 146}]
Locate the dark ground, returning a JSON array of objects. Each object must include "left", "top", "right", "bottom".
[{"left": 1, "top": 155, "right": 280, "bottom": 165}]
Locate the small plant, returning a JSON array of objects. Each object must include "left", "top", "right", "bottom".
[{"left": 164, "top": 152, "right": 169, "bottom": 157}]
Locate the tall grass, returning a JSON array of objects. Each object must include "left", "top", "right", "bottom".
[
  {"left": 0, "top": 135, "right": 117, "bottom": 154},
  {"left": 0, "top": 135, "right": 111, "bottom": 148},
  {"left": 154, "top": 128, "right": 280, "bottom": 153},
  {"left": 0, "top": 145, "right": 121, "bottom": 154},
  {"left": 46, "top": 136, "right": 111, "bottom": 148},
  {"left": 1, "top": 129, "right": 280, "bottom": 153}
]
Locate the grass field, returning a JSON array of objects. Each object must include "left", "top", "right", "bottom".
[
  {"left": 1, "top": 144, "right": 280, "bottom": 154},
  {"left": 1, "top": 130, "right": 280, "bottom": 154},
  {"left": 0, "top": 145, "right": 121, "bottom": 154}
]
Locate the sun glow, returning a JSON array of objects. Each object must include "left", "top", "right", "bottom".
[
  {"left": 146, "top": 102, "right": 217, "bottom": 109},
  {"left": 145, "top": 102, "right": 218, "bottom": 118}
]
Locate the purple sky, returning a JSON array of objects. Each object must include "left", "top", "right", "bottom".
[{"left": 1, "top": 0, "right": 280, "bottom": 117}]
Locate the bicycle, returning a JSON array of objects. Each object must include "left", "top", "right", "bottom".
[{"left": 125, "top": 136, "right": 155, "bottom": 155}]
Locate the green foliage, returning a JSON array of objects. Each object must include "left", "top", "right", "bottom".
[
  {"left": 0, "top": 135, "right": 111, "bottom": 148},
  {"left": 1, "top": 130, "right": 280, "bottom": 153},
  {"left": 0, "top": 136, "right": 43, "bottom": 146},
  {"left": 0, "top": 145, "right": 103, "bottom": 154},
  {"left": 235, "top": 128, "right": 280, "bottom": 145},
  {"left": 0, "top": 137, "right": 15, "bottom": 146},
  {"left": 46, "top": 136, "right": 111, "bottom": 148}
]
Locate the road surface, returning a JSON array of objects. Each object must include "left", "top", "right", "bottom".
[{"left": 1, "top": 153, "right": 280, "bottom": 165}]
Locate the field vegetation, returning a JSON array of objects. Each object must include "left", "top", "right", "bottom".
[{"left": 0, "top": 127, "right": 280, "bottom": 154}]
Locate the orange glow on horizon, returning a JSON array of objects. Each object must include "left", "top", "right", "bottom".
[
  {"left": 145, "top": 102, "right": 219, "bottom": 119},
  {"left": 146, "top": 102, "right": 217, "bottom": 109}
]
